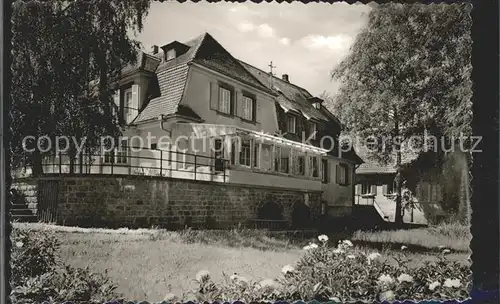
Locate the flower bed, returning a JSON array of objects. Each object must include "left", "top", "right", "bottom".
[{"left": 184, "top": 235, "right": 471, "bottom": 303}]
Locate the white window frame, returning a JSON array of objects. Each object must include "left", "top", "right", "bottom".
[
  {"left": 103, "top": 140, "right": 128, "bottom": 165},
  {"left": 116, "top": 140, "right": 128, "bottom": 164},
  {"left": 361, "top": 181, "right": 371, "bottom": 195},
  {"left": 219, "top": 87, "right": 231, "bottom": 114},
  {"left": 239, "top": 141, "right": 251, "bottom": 167},
  {"left": 287, "top": 115, "right": 296, "bottom": 134},
  {"left": 103, "top": 150, "right": 115, "bottom": 164},
  {"left": 242, "top": 96, "right": 254, "bottom": 121},
  {"left": 166, "top": 49, "right": 176, "bottom": 61}
]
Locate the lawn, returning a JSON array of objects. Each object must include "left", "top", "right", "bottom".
[{"left": 13, "top": 223, "right": 471, "bottom": 302}]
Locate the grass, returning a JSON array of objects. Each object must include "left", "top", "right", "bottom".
[
  {"left": 13, "top": 222, "right": 470, "bottom": 302},
  {"left": 351, "top": 223, "right": 471, "bottom": 252}
]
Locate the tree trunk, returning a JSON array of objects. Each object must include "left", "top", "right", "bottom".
[
  {"left": 394, "top": 108, "right": 403, "bottom": 226},
  {"left": 31, "top": 148, "right": 43, "bottom": 177},
  {"left": 394, "top": 156, "right": 404, "bottom": 226}
]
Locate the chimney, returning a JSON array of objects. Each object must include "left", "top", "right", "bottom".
[
  {"left": 282, "top": 74, "right": 289, "bottom": 83},
  {"left": 152, "top": 45, "right": 159, "bottom": 54}
]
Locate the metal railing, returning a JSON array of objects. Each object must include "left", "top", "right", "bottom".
[{"left": 20, "top": 146, "right": 229, "bottom": 182}]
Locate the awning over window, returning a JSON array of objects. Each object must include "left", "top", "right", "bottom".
[
  {"left": 173, "top": 123, "right": 238, "bottom": 138},
  {"left": 172, "top": 123, "right": 328, "bottom": 155}
]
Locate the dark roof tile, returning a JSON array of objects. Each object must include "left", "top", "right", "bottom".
[
  {"left": 134, "top": 64, "right": 189, "bottom": 122},
  {"left": 238, "top": 61, "right": 330, "bottom": 122}
]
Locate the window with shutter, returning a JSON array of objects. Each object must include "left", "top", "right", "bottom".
[
  {"left": 321, "top": 159, "right": 329, "bottom": 183},
  {"left": 274, "top": 147, "right": 281, "bottom": 171},
  {"left": 308, "top": 122, "right": 317, "bottom": 139},
  {"left": 253, "top": 144, "right": 259, "bottom": 168},
  {"left": 355, "top": 184, "right": 362, "bottom": 195},
  {"left": 337, "top": 163, "right": 349, "bottom": 185},
  {"left": 123, "top": 88, "right": 133, "bottom": 122},
  {"left": 287, "top": 115, "right": 296, "bottom": 134},
  {"left": 311, "top": 157, "right": 319, "bottom": 178}
]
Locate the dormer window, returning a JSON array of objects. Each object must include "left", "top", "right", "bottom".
[
  {"left": 166, "top": 49, "right": 176, "bottom": 61},
  {"left": 308, "top": 97, "right": 324, "bottom": 109},
  {"left": 161, "top": 41, "right": 190, "bottom": 61}
]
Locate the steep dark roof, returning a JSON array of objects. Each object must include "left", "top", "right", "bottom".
[
  {"left": 238, "top": 61, "right": 331, "bottom": 123},
  {"left": 134, "top": 33, "right": 274, "bottom": 123},
  {"left": 355, "top": 144, "right": 419, "bottom": 174},
  {"left": 134, "top": 65, "right": 190, "bottom": 122}
]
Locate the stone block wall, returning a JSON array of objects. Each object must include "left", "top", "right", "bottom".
[{"left": 12, "top": 175, "right": 323, "bottom": 229}]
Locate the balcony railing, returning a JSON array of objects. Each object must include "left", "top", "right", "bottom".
[{"left": 18, "top": 146, "right": 229, "bottom": 182}]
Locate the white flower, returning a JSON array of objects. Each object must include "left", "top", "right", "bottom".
[
  {"left": 281, "top": 264, "right": 295, "bottom": 275},
  {"left": 443, "top": 278, "right": 461, "bottom": 288},
  {"left": 347, "top": 254, "right": 356, "bottom": 259},
  {"left": 438, "top": 245, "right": 446, "bottom": 250},
  {"left": 195, "top": 270, "right": 210, "bottom": 282},
  {"left": 378, "top": 290, "right": 395, "bottom": 302},
  {"left": 164, "top": 292, "right": 177, "bottom": 302},
  {"left": 342, "top": 240, "right": 353, "bottom": 247},
  {"left": 318, "top": 234, "right": 329, "bottom": 242},
  {"left": 397, "top": 273, "right": 414, "bottom": 283},
  {"left": 230, "top": 273, "right": 248, "bottom": 285},
  {"left": 332, "top": 248, "right": 345, "bottom": 254},
  {"left": 367, "top": 252, "right": 381, "bottom": 261},
  {"left": 428, "top": 281, "right": 441, "bottom": 291},
  {"left": 303, "top": 242, "right": 318, "bottom": 250},
  {"left": 377, "top": 274, "right": 394, "bottom": 285},
  {"left": 401, "top": 245, "right": 408, "bottom": 250},
  {"left": 442, "top": 249, "right": 451, "bottom": 254},
  {"left": 15, "top": 241, "right": 23, "bottom": 248},
  {"left": 258, "top": 278, "right": 280, "bottom": 290}
]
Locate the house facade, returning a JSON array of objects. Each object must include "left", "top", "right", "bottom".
[
  {"left": 354, "top": 145, "right": 445, "bottom": 225},
  {"left": 18, "top": 33, "right": 362, "bottom": 227},
  {"left": 115, "top": 33, "right": 362, "bottom": 214}
]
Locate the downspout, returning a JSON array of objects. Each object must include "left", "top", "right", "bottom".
[{"left": 158, "top": 114, "right": 172, "bottom": 137}]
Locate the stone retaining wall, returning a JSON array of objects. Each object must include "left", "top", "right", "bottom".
[{"left": 12, "top": 175, "right": 323, "bottom": 229}]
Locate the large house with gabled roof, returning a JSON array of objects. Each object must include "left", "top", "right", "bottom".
[
  {"left": 116, "top": 32, "right": 362, "bottom": 216},
  {"left": 25, "top": 32, "right": 363, "bottom": 226}
]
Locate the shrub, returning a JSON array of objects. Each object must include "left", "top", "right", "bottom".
[
  {"left": 10, "top": 227, "right": 120, "bottom": 304},
  {"left": 10, "top": 226, "right": 60, "bottom": 286},
  {"left": 189, "top": 235, "right": 471, "bottom": 302}
]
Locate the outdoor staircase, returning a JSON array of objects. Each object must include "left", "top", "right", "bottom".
[
  {"left": 10, "top": 190, "right": 38, "bottom": 223},
  {"left": 353, "top": 195, "right": 429, "bottom": 229},
  {"left": 10, "top": 203, "right": 38, "bottom": 222}
]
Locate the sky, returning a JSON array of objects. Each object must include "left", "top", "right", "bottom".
[{"left": 136, "top": 1, "right": 372, "bottom": 96}]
